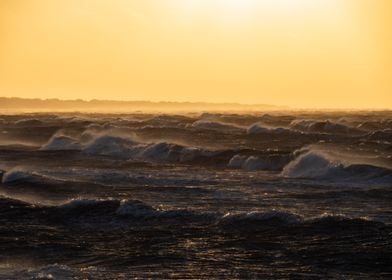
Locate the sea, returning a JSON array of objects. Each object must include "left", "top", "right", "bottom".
[{"left": 0, "top": 111, "right": 391, "bottom": 279}]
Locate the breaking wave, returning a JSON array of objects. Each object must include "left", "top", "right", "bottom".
[
  {"left": 40, "top": 134, "right": 81, "bottom": 151},
  {"left": 39, "top": 130, "right": 216, "bottom": 163},
  {"left": 282, "top": 148, "right": 392, "bottom": 181},
  {"left": 83, "top": 135, "right": 139, "bottom": 158}
]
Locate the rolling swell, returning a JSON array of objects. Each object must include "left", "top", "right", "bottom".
[
  {"left": 2, "top": 168, "right": 50, "bottom": 185},
  {"left": 0, "top": 168, "right": 107, "bottom": 201},
  {"left": 0, "top": 196, "right": 387, "bottom": 230},
  {"left": 1, "top": 192, "right": 391, "bottom": 278},
  {"left": 0, "top": 197, "right": 215, "bottom": 229}
]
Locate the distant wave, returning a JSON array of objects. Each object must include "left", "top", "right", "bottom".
[
  {"left": 246, "top": 120, "right": 364, "bottom": 136},
  {"left": 289, "top": 119, "right": 363, "bottom": 135},
  {"left": 40, "top": 134, "right": 81, "bottom": 151},
  {"left": 14, "top": 118, "right": 43, "bottom": 126},
  {"left": 84, "top": 136, "right": 214, "bottom": 163},
  {"left": 228, "top": 154, "right": 291, "bottom": 171},
  {"left": 366, "top": 129, "right": 392, "bottom": 142},
  {"left": 247, "top": 123, "right": 294, "bottom": 135},
  {"left": 83, "top": 134, "right": 139, "bottom": 158},
  {"left": 40, "top": 130, "right": 217, "bottom": 163},
  {"left": 189, "top": 120, "right": 245, "bottom": 132},
  {"left": 134, "top": 142, "right": 214, "bottom": 163},
  {"left": 356, "top": 120, "right": 392, "bottom": 131}
]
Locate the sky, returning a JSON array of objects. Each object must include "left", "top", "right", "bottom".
[{"left": 0, "top": 0, "right": 391, "bottom": 109}]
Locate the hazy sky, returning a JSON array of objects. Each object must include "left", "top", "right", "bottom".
[{"left": 0, "top": 0, "right": 391, "bottom": 108}]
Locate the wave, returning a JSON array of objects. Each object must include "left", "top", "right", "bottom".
[
  {"left": 39, "top": 129, "right": 218, "bottom": 163},
  {"left": 0, "top": 196, "right": 388, "bottom": 232},
  {"left": 228, "top": 154, "right": 291, "bottom": 171},
  {"left": 116, "top": 199, "right": 196, "bottom": 219},
  {"left": 0, "top": 196, "right": 205, "bottom": 230},
  {"left": 366, "top": 129, "right": 392, "bottom": 141},
  {"left": 56, "top": 198, "right": 181, "bottom": 220},
  {"left": 0, "top": 168, "right": 109, "bottom": 202},
  {"left": 139, "top": 142, "right": 217, "bottom": 163},
  {"left": 53, "top": 198, "right": 209, "bottom": 221},
  {"left": 1, "top": 167, "right": 92, "bottom": 186},
  {"left": 219, "top": 211, "right": 303, "bottom": 226},
  {"left": 84, "top": 136, "right": 213, "bottom": 163},
  {"left": 218, "top": 211, "right": 386, "bottom": 231},
  {"left": 247, "top": 123, "right": 294, "bottom": 135},
  {"left": 83, "top": 134, "right": 139, "bottom": 158},
  {"left": 308, "top": 214, "right": 384, "bottom": 227},
  {"left": 54, "top": 198, "right": 390, "bottom": 227},
  {"left": 14, "top": 118, "right": 43, "bottom": 126},
  {"left": 289, "top": 119, "right": 363, "bottom": 135},
  {"left": 282, "top": 148, "right": 392, "bottom": 181},
  {"left": 356, "top": 119, "right": 392, "bottom": 131},
  {"left": 189, "top": 120, "right": 245, "bottom": 132},
  {"left": 47, "top": 198, "right": 217, "bottom": 229},
  {"left": 40, "top": 134, "right": 81, "bottom": 151},
  {"left": 1, "top": 167, "right": 42, "bottom": 185}
]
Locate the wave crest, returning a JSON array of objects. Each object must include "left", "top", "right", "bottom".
[
  {"left": 247, "top": 123, "right": 292, "bottom": 135},
  {"left": 41, "top": 134, "right": 81, "bottom": 151},
  {"left": 1, "top": 168, "right": 39, "bottom": 184},
  {"left": 220, "top": 211, "right": 303, "bottom": 226},
  {"left": 83, "top": 135, "right": 138, "bottom": 158},
  {"left": 228, "top": 154, "right": 290, "bottom": 171},
  {"left": 189, "top": 120, "right": 244, "bottom": 132},
  {"left": 289, "top": 119, "right": 362, "bottom": 135},
  {"left": 282, "top": 149, "right": 392, "bottom": 181}
]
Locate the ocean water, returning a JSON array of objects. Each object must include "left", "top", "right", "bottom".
[{"left": 0, "top": 111, "right": 391, "bottom": 279}]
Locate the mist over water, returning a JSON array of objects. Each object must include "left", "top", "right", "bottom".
[{"left": 0, "top": 111, "right": 391, "bottom": 279}]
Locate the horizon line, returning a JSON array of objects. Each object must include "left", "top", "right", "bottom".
[{"left": 0, "top": 96, "right": 391, "bottom": 111}]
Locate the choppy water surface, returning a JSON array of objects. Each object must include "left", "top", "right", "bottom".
[{"left": 0, "top": 111, "right": 391, "bottom": 279}]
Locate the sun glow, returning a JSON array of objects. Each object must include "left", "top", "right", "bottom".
[
  {"left": 179, "top": 0, "right": 338, "bottom": 13},
  {"left": 175, "top": 0, "right": 344, "bottom": 27},
  {"left": 223, "top": 0, "right": 259, "bottom": 9},
  {"left": 0, "top": 0, "right": 391, "bottom": 108}
]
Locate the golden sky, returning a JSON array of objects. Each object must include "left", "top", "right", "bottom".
[{"left": 0, "top": 0, "right": 391, "bottom": 108}]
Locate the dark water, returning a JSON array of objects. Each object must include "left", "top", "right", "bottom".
[{"left": 0, "top": 112, "right": 391, "bottom": 279}]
